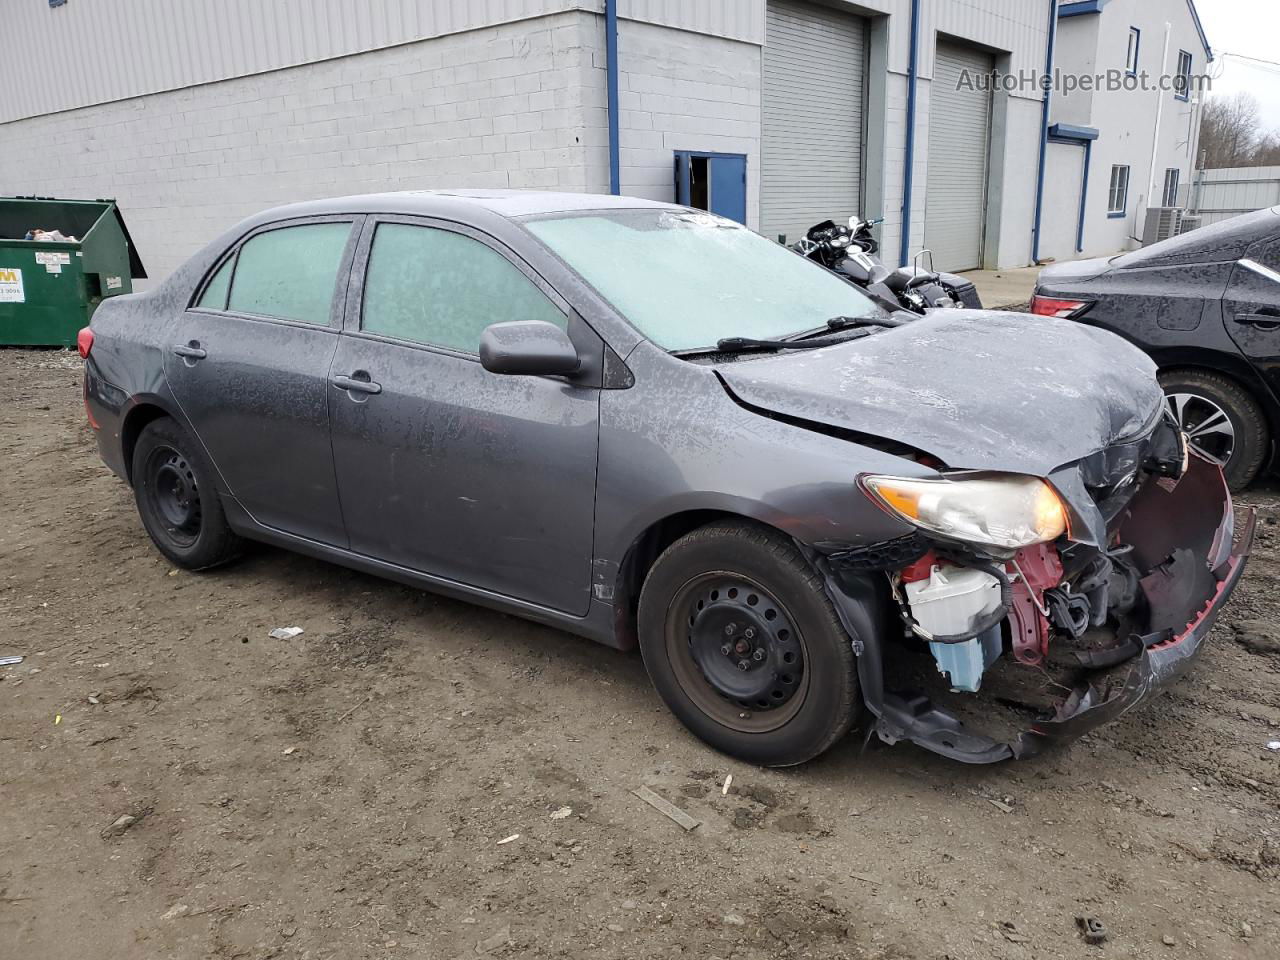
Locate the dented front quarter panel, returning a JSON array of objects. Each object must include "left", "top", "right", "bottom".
[{"left": 594, "top": 341, "right": 934, "bottom": 599}]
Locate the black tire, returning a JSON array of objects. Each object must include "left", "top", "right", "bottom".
[
  {"left": 131, "top": 417, "right": 242, "bottom": 570},
  {"left": 637, "top": 521, "right": 860, "bottom": 767},
  {"left": 1158, "top": 369, "right": 1269, "bottom": 492}
]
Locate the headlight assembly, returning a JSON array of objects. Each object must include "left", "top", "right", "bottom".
[{"left": 860, "top": 473, "right": 1068, "bottom": 550}]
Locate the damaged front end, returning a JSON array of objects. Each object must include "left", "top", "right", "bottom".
[{"left": 819, "top": 412, "right": 1255, "bottom": 764}]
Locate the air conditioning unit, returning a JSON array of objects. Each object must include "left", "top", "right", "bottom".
[
  {"left": 1142, "top": 206, "right": 1182, "bottom": 245},
  {"left": 1177, "top": 214, "right": 1203, "bottom": 235}
]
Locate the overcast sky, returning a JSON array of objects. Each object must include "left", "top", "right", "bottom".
[{"left": 1195, "top": 0, "right": 1280, "bottom": 133}]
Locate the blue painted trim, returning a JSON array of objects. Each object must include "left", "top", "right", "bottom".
[
  {"left": 1048, "top": 122, "right": 1099, "bottom": 141},
  {"left": 605, "top": 0, "right": 620, "bottom": 196},
  {"left": 1126, "top": 26, "right": 1140, "bottom": 76},
  {"left": 1186, "top": 0, "right": 1213, "bottom": 61},
  {"left": 1077, "top": 139, "right": 1092, "bottom": 251},
  {"left": 673, "top": 151, "right": 748, "bottom": 161},
  {"left": 898, "top": 0, "right": 921, "bottom": 268},
  {"left": 1058, "top": 0, "right": 1106, "bottom": 17},
  {"left": 1031, "top": 0, "right": 1058, "bottom": 264},
  {"left": 1107, "top": 211, "right": 1127, "bottom": 219}
]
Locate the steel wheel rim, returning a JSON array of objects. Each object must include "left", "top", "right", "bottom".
[
  {"left": 145, "top": 445, "right": 202, "bottom": 547},
  {"left": 1166, "top": 391, "right": 1236, "bottom": 466},
  {"left": 665, "top": 572, "right": 809, "bottom": 734}
]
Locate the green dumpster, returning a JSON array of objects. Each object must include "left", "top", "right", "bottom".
[{"left": 0, "top": 196, "right": 147, "bottom": 347}]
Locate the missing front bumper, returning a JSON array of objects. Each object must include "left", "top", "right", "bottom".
[{"left": 826, "top": 454, "right": 1255, "bottom": 764}]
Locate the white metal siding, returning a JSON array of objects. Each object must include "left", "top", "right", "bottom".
[
  {"left": 760, "top": 0, "right": 866, "bottom": 244},
  {"left": 0, "top": 0, "right": 580, "bottom": 124},
  {"left": 1189, "top": 166, "right": 1280, "bottom": 226},
  {"left": 924, "top": 40, "right": 993, "bottom": 271}
]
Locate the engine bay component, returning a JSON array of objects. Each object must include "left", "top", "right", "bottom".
[
  {"left": 902, "top": 563, "right": 1005, "bottom": 692},
  {"left": 1006, "top": 543, "right": 1064, "bottom": 665},
  {"left": 826, "top": 533, "right": 928, "bottom": 573}
]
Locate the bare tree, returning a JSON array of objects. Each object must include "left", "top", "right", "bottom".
[
  {"left": 1198, "top": 93, "right": 1263, "bottom": 168},
  {"left": 1253, "top": 133, "right": 1280, "bottom": 167}
]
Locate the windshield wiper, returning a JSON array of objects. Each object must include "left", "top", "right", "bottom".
[
  {"left": 712, "top": 330, "right": 872, "bottom": 353},
  {"left": 675, "top": 315, "right": 907, "bottom": 358},
  {"left": 780, "top": 313, "right": 910, "bottom": 344},
  {"left": 825, "top": 314, "right": 909, "bottom": 331}
]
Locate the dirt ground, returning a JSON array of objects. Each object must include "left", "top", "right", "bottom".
[{"left": 2, "top": 347, "right": 1278, "bottom": 960}]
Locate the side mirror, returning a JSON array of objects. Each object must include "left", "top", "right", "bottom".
[{"left": 479, "top": 320, "right": 581, "bottom": 376}]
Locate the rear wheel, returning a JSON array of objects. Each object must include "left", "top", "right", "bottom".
[
  {"left": 132, "top": 418, "right": 242, "bottom": 570},
  {"left": 1159, "top": 369, "right": 1268, "bottom": 491},
  {"left": 637, "top": 521, "right": 860, "bottom": 767}
]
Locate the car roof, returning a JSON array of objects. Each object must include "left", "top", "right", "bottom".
[
  {"left": 243, "top": 189, "right": 683, "bottom": 226},
  {"left": 1113, "top": 205, "right": 1280, "bottom": 268}
]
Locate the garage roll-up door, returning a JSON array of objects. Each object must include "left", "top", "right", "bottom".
[
  {"left": 761, "top": 0, "right": 867, "bottom": 244},
  {"left": 924, "top": 41, "right": 994, "bottom": 271}
]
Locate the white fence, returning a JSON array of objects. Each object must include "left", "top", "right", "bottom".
[{"left": 1189, "top": 166, "right": 1280, "bottom": 227}]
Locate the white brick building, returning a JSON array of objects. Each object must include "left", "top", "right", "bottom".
[{"left": 1, "top": 1, "right": 1171, "bottom": 281}]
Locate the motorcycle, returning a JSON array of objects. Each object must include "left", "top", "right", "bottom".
[{"left": 792, "top": 217, "right": 983, "bottom": 313}]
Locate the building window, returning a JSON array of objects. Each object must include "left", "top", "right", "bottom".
[
  {"left": 1175, "top": 50, "right": 1193, "bottom": 100},
  {"left": 1126, "top": 27, "right": 1141, "bottom": 75},
  {"left": 1162, "top": 168, "right": 1181, "bottom": 207},
  {"left": 1108, "top": 165, "right": 1130, "bottom": 217}
]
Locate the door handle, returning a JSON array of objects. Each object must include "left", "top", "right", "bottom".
[
  {"left": 331, "top": 372, "right": 382, "bottom": 395},
  {"left": 173, "top": 342, "right": 207, "bottom": 360},
  {"left": 1234, "top": 312, "right": 1280, "bottom": 329}
]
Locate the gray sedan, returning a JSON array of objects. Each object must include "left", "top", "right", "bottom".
[{"left": 81, "top": 191, "right": 1251, "bottom": 766}]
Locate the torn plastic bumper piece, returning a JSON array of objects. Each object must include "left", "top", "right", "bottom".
[
  {"left": 1010, "top": 512, "right": 1252, "bottom": 758},
  {"left": 821, "top": 453, "right": 1255, "bottom": 764}
]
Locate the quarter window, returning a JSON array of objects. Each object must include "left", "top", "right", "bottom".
[
  {"left": 1162, "top": 168, "right": 1180, "bottom": 207},
  {"left": 197, "top": 256, "right": 234, "bottom": 310},
  {"left": 1108, "top": 165, "right": 1130, "bottom": 216},
  {"left": 1125, "top": 27, "right": 1140, "bottom": 75},
  {"left": 1249, "top": 238, "right": 1280, "bottom": 272},
  {"left": 226, "top": 222, "right": 351, "bottom": 325},
  {"left": 361, "top": 223, "right": 566, "bottom": 353}
]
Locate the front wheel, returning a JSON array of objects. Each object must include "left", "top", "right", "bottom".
[
  {"left": 1159, "top": 369, "right": 1269, "bottom": 492},
  {"left": 637, "top": 521, "right": 861, "bottom": 767},
  {"left": 132, "top": 417, "right": 242, "bottom": 570}
]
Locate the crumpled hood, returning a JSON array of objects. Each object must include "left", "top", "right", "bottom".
[{"left": 717, "top": 310, "right": 1163, "bottom": 478}]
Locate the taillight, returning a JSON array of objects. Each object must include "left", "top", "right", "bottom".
[
  {"left": 77, "top": 326, "right": 94, "bottom": 358},
  {"left": 1029, "top": 295, "right": 1090, "bottom": 319}
]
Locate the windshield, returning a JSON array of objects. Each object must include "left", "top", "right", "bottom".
[{"left": 523, "top": 209, "right": 881, "bottom": 351}]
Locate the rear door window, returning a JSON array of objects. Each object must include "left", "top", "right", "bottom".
[
  {"left": 226, "top": 222, "right": 352, "bottom": 325},
  {"left": 360, "top": 223, "right": 566, "bottom": 353}
]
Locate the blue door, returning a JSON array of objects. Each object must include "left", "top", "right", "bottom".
[{"left": 674, "top": 151, "right": 747, "bottom": 224}]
